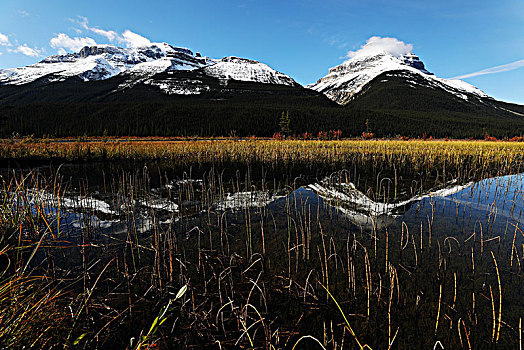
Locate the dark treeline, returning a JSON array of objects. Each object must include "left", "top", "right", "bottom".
[
  {"left": 1, "top": 70, "right": 524, "bottom": 139},
  {"left": 2, "top": 101, "right": 524, "bottom": 139}
]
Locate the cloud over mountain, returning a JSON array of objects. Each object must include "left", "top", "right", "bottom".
[
  {"left": 69, "top": 16, "right": 152, "bottom": 50},
  {"left": 9, "top": 44, "right": 40, "bottom": 57},
  {"left": 346, "top": 36, "right": 413, "bottom": 59},
  {"left": 50, "top": 33, "right": 97, "bottom": 54}
]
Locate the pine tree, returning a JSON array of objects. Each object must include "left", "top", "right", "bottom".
[{"left": 279, "top": 111, "right": 291, "bottom": 137}]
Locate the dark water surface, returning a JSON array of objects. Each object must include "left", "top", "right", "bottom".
[{"left": 4, "top": 161, "right": 524, "bottom": 349}]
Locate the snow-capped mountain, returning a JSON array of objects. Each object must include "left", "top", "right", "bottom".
[
  {"left": 0, "top": 43, "right": 297, "bottom": 90},
  {"left": 308, "top": 51, "right": 489, "bottom": 105},
  {"left": 0, "top": 43, "right": 208, "bottom": 85},
  {"left": 203, "top": 57, "right": 297, "bottom": 86},
  {"left": 1, "top": 40, "right": 524, "bottom": 139}
]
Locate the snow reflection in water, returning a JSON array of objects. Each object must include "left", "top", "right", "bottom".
[
  {"left": 23, "top": 172, "right": 524, "bottom": 239},
  {"left": 307, "top": 179, "right": 473, "bottom": 229}
]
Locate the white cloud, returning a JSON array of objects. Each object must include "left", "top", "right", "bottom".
[
  {"left": 346, "top": 36, "right": 413, "bottom": 59},
  {"left": 76, "top": 16, "right": 120, "bottom": 42},
  {"left": 50, "top": 33, "right": 97, "bottom": 53},
  {"left": 76, "top": 16, "right": 89, "bottom": 30},
  {"left": 451, "top": 59, "right": 524, "bottom": 79},
  {"left": 9, "top": 44, "right": 41, "bottom": 57},
  {"left": 90, "top": 27, "right": 120, "bottom": 42},
  {"left": 0, "top": 32, "right": 10, "bottom": 46},
  {"left": 73, "top": 16, "right": 152, "bottom": 48},
  {"left": 18, "top": 10, "right": 30, "bottom": 17},
  {"left": 0, "top": 32, "right": 40, "bottom": 57},
  {"left": 121, "top": 30, "right": 151, "bottom": 48}
]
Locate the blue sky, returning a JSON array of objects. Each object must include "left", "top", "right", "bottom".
[{"left": 1, "top": 0, "right": 523, "bottom": 103}]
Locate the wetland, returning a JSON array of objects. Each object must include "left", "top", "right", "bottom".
[{"left": 2, "top": 139, "right": 524, "bottom": 349}]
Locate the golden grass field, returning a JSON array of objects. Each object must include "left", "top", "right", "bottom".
[{"left": 2, "top": 139, "right": 524, "bottom": 170}]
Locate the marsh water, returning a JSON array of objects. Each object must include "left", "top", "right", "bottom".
[{"left": 4, "top": 161, "right": 524, "bottom": 348}]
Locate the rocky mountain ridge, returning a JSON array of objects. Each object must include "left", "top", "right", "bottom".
[
  {"left": 0, "top": 43, "right": 298, "bottom": 91},
  {"left": 307, "top": 51, "right": 488, "bottom": 105}
]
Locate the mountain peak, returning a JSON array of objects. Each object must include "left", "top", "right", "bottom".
[
  {"left": 336, "top": 51, "right": 431, "bottom": 76},
  {"left": 0, "top": 43, "right": 297, "bottom": 88},
  {"left": 308, "top": 50, "right": 485, "bottom": 105},
  {"left": 400, "top": 53, "right": 431, "bottom": 74},
  {"left": 203, "top": 56, "right": 297, "bottom": 86}
]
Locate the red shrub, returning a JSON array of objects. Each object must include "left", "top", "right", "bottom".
[
  {"left": 318, "top": 131, "right": 328, "bottom": 140},
  {"left": 361, "top": 132, "right": 374, "bottom": 140},
  {"left": 331, "top": 130, "right": 342, "bottom": 140}
]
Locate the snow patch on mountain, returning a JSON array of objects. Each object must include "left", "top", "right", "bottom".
[
  {"left": 143, "top": 77, "right": 210, "bottom": 95},
  {"left": 203, "top": 57, "right": 297, "bottom": 86}
]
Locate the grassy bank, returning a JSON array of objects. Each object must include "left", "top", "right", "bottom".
[{"left": 2, "top": 139, "right": 524, "bottom": 169}]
